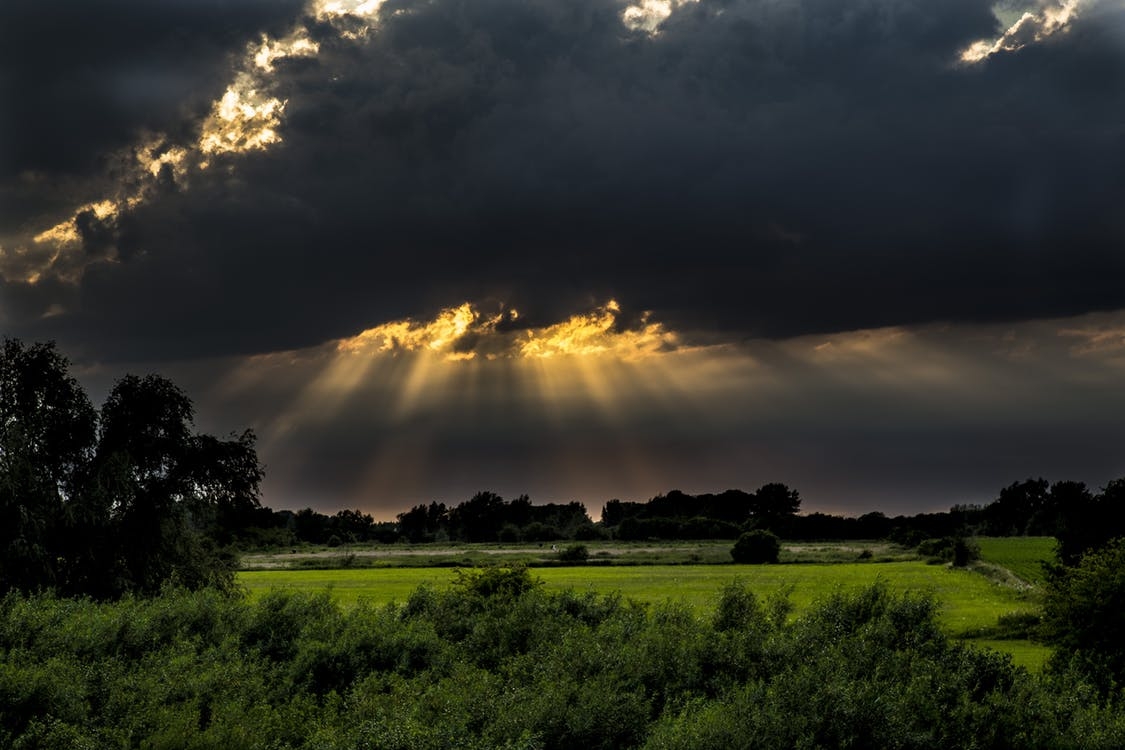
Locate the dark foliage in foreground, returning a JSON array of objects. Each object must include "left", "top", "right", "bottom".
[
  {"left": 1, "top": 576, "right": 1122, "bottom": 749},
  {"left": 1042, "top": 538, "right": 1125, "bottom": 696}
]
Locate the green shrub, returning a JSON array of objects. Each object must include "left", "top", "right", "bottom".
[
  {"left": 916, "top": 537, "right": 954, "bottom": 558},
  {"left": 951, "top": 536, "right": 980, "bottom": 567},
  {"left": 557, "top": 544, "right": 589, "bottom": 563},
  {"left": 451, "top": 566, "right": 542, "bottom": 600},
  {"left": 730, "top": 531, "right": 780, "bottom": 564},
  {"left": 4, "top": 579, "right": 1125, "bottom": 749},
  {"left": 1041, "top": 538, "right": 1125, "bottom": 694}
]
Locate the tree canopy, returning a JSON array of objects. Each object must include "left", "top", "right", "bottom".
[
  {"left": 0, "top": 339, "right": 264, "bottom": 598},
  {"left": 1042, "top": 537, "right": 1125, "bottom": 694}
]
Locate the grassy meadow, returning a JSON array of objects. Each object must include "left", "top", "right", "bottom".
[
  {"left": 976, "top": 536, "right": 1056, "bottom": 585},
  {"left": 239, "top": 539, "right": 914, "bottom": 570},
  {"left": 239, "top": 537, "right": 1055, "bottom": 670}
]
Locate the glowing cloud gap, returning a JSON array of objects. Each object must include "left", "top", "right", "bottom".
[
  {"left": 6, "top": 0, "right": 366, "bottom": 291},
  {"left": 960, "top": 0, "right": 1085, "bottom": 63},
  {"left": 621, "top": 0, "right": 700, "bottom": 34},
  {"left": 337, "top": 300, "right": 683, "bottom": 362}
]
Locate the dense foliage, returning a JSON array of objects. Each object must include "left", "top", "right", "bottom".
[
  {"left": 1, "top": 339, "right": 264, "bottom": 598},
  {"left": 1042, "top": 538, "right": 1125, "bottom": 695},
  {"left": 1, "top": 575, "right": 1122, "bottom": 749}
]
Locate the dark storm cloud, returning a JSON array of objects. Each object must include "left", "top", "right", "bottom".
[
  {"left": 0, "top": 0, "right": 305, "bottom": 180},
  {"left": 11, "top": 0, "right": 1125, "bottom": 360}
]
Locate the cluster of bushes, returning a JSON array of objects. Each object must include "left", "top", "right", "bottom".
[
  {"left": 914, "top": 536, "right": 982, "bottom": 567},
  {"left": 3, "top": 573, "right": 1124, "bottom": 748}
]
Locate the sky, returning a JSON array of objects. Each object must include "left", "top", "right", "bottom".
[{"left": 2, "top": 0, "right": 1124, "bottom": 520}]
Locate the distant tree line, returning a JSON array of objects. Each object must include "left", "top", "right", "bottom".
[
  {"left": 249, "top": 476, "right": 1125, "bottom": 571},
  {"left": 271, "top": 492, "right": 596, "bottom": 546}
]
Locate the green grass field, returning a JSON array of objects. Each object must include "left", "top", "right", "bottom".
[
  {"left": 239, "top": 539, "right": 914, "bottom": 570},
  {"left": 238, "top": 559, "right": 1050, "bottom": 670},
  {"left": 976, "top": 536, "right": 1056, "bottom": 585}
]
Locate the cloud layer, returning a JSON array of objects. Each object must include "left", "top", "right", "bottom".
[{"left": 3, "top": 0, "right": 1123, "bottom": 363}]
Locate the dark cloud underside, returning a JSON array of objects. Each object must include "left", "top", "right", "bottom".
[
  {"left": 4, "top": 0, "right": 1125, "bottom": 361},
  {"left": 0, "top": 0, "right": 306, "bottom": 180}
]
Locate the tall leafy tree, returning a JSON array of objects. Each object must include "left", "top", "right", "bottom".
[
  {"left": 751, "top": 483, "right": 801, "bottom": 528},
  {"left": 1042, "top": 537, "right": 1125, "bottom": 694},
  {"left": 1, "top": 339, "right": 264, "bottom": 598},
  {"left": 1049, "top": 480, "right": 1101, "bottom": 566},
  {"left": 93, "top": 374, "right": 264, "bottom": 594},
  {"left": 984, "top": 478, "right": 1050, "bottom": 536},
  {"left": 0, "top": 339, "right": 96, "bottom": 593}
]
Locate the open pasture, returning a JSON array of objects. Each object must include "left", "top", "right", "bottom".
[
  {"left": 239, "top": 539, "right": 912, "bottom": 570},
  {"left": 239, "top": 559, "right": 1048, "bottom": 669},
  {"left": 976, "top": 536, "right": 1055, "bottom": 585}
]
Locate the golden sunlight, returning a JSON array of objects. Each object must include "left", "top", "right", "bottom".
[
  {"left": 198, "top": 77, "right": 286, "bottom": 159},
  {"left": 621, "top": 0, "right": 699, "bottom": 34},
  {"left": 9, "top": 0, "right": 361, "bottom": 288},
  {"left": 33, "top": 199, "right": 120, "bottom": 247},
  {"left": 335, "top": 300, "right": 682, "bottom": 363},
  {"left": 216, "top": 298, "right": 741, "bottom": 508}
]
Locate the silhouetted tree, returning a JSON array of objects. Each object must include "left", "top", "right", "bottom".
[
  {"left": 449, "top": 491, "right": 507, "bottom": 542},
  {"left": 1050, "top": 480, "right": 1100, "bottom": 566},
  {"left": 397, "top": 501, "right": 448, "bottom": 542},
  {"left": 750, "top": 483, "right": 801, "bottom": 527},
  {"left": 330, "top": 508, "right": 375, "bottom": 542},
  {"left": 1, "top": 340, "right": 264, "bottom": 598},
  {"left": 0, "top": 340, "right": 97, "bottom": 593},
  {"left": 91, "top": 373, "right": 262, "bottom": 594},
  {"left": 294, "top": 507, "right": 330, "bottom": 544},
  {"left": 706, "top": 489, "right": 755, "bottom": 523},
  {"left": 984, "top": 478, "right": 1050, "bottom": 536}
]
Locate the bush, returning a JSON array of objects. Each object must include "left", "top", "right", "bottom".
[
  {"left": 558, "top": 544, "right": 590, "bottom": 563},
  {"left": 1041, "top": 537, "right": 1125, "bottom": 694},
  {"left": 951, "top": 536, "right": 980, "bottom": 567},
  {"left": 730, "top": 531, "right": 780, "bottom": 564},
  {"left": 917, "top": 536, "right": 979, "bottom": 566},
  {"left": 916, "top": 537, "right": 953, "bottom": 558},
  {"left": 451, "top": 566, "right": 542, "bottom": 600}
]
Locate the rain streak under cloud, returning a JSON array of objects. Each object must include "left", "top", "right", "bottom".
[{"left": 2, "top": 0, "right": 1124, "bottom": 517}]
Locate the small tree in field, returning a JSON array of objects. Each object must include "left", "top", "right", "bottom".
[{"left": 731, "top": 530, "right": 780, "bottom": 564}]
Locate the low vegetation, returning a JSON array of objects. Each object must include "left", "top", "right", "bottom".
[
  {"left": 2, "top": 574, "right": 1123, "bottom": 749},
  {"left": 239, "top": 555, "right": 1050, "bottom": 669}
]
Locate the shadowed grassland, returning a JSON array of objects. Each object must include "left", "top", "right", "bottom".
[{"left": 239, "top": 560, "right": 1048, "bottom": 669}]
